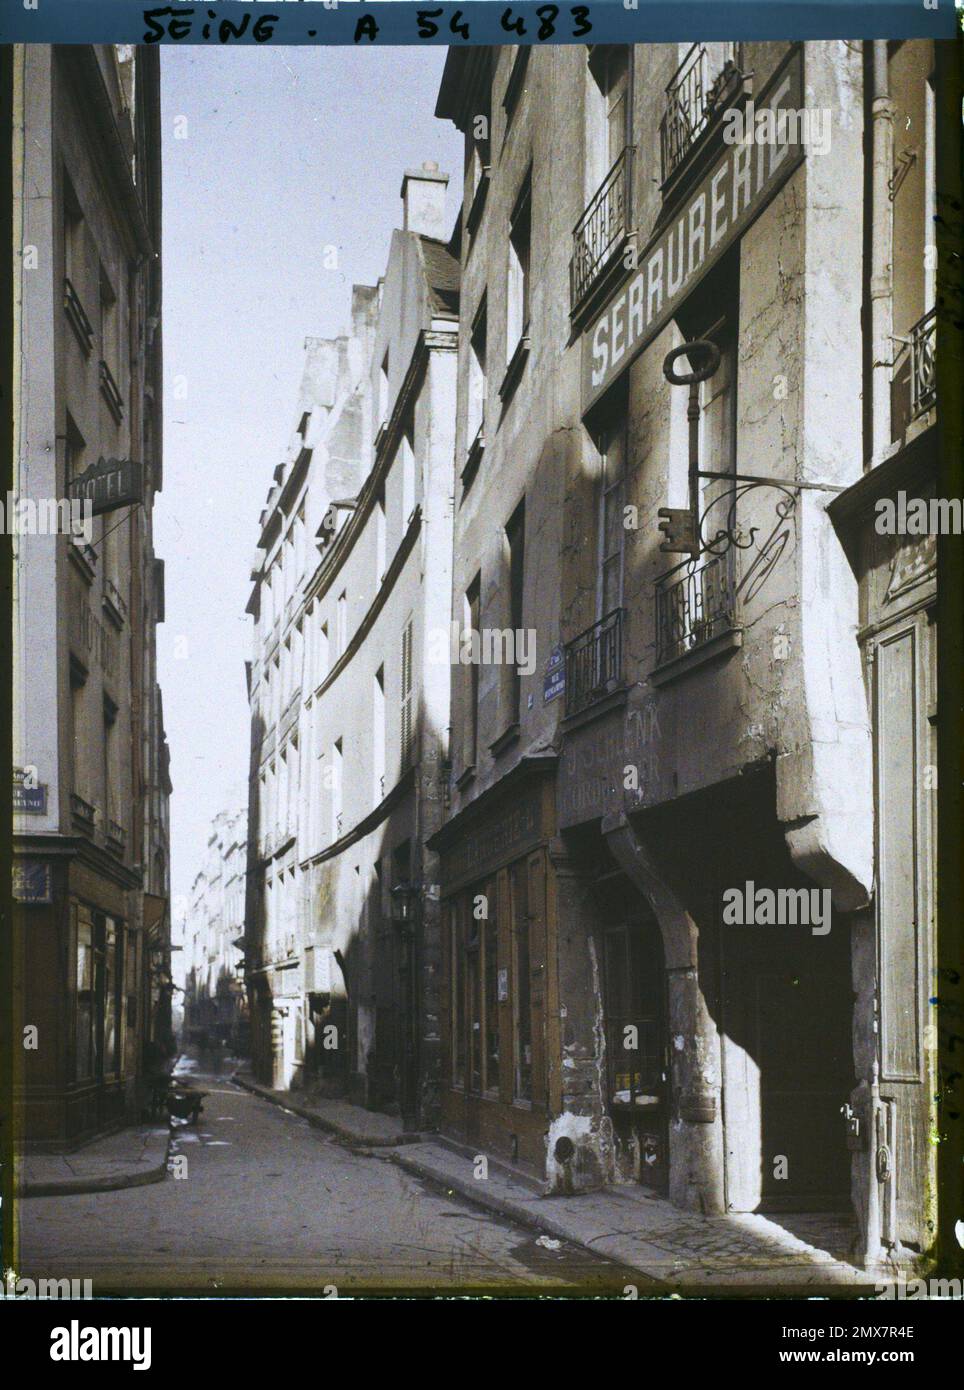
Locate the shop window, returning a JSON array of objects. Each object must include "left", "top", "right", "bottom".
[
  {"left": 451, "top": 902, "right": 466, "bottom": 1087},
  {"left": 602, "top": 921, "right": 664, "bottom": 1111},
  {"left": 511, "top": 861, "right": 532, "bottom": 1102},
  {"left": 76, "top": 908, "right": 96, "bottom": 1080},
  {"left": 467, "top": 909, "right": 482, "bottom": 1092},
  {"left": 484, "top": 899, "right": 500, "bottom": 1094},
  {"left": 75, "top": 909, "right": 123, "bottom": 1081}
]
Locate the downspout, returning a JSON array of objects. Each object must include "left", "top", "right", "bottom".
[{"left": 870, "top": 40, "right": 893, "bottom": 460}]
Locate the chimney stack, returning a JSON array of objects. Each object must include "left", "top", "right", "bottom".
[{"left": 400, "top": 160, "right": 449, "bottom": 240}]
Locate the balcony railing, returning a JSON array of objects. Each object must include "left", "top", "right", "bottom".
[
  {"left": 564, "top": 608, "right": 624, "bottom": 717},
  {"left": 99, "top": 359, "right": 124, "bottom": 423},
  {"left": 570, "top": 147, "right": 633, "bottom": 311},
  {"left": 70, "top": 792, "right": 97, "bottom": 832},
  {"left": 64, "top": 277, "right": 94, "bottom": 354},
  {"left": 655, "top": 551, "right": 735, "bottom": 667},
  {"left": 660, "top": 44, "right": 738, "bottom": 183},
  {"left": 106, "top": 819, "right": 126, "bottom": 855},
  {"left": 909, "top": 306, "right": 937, "bottom": 421}
]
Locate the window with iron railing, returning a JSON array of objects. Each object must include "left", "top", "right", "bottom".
[
  {"left": 891, "top": 306, "right": 937, "bottom": 436},
  {"left": 564, "top": 608, "right": 624, "bottom": 717},
  {"left": 655, "top": 550, "right": 735, "bottom": 667},
  {"left": 659, "top": 43, "right": 739, "bottom": 184},
  {"left": 570, "top": 146, "right": 633, "bottom": 311}
]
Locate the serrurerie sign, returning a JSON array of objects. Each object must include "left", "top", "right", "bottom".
[{"left": 581, "top": 47, "right": 805, "bottom": 414}]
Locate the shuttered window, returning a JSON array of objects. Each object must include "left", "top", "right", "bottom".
[{"left": 400, "top": 617, "right": 414, "bottom": 771}]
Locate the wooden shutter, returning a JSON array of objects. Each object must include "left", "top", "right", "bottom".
[{"left": 400, "top": 618, "right": 414, "bottom": 770}]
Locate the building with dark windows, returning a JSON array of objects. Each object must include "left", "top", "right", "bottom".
[
  {"left": 182, "top": 809, "right": 248, "bottom": 1054},
  {"left": 12, "top": 44, "right": 170, "bottom": 1147},
  {"left": 245, "top": 166, "right": 459, "bottom": 1127},
  {"left": 434, "top": 39, "right": 947, "bottom": 1275}
]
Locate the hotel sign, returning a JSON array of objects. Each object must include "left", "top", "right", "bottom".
[
  {"left": 582, "top": 48, "right": 805, "bottom": 414},
  {"left": 69, "top": 457, "right": 144, "bottom": 517}
]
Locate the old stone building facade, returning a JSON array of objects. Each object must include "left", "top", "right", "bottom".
[
  {"left": 245, "top": 167, "right": 459, "bottom": 1125},
  {"left": 12, "top": 44, "right": 171, "bottom": 1146},
  {"left": 182, "top": 808, "right": 248, "bottom": 1053},
  {"left": 434, "top": 39, "right": 946, "bottom": 1273}
]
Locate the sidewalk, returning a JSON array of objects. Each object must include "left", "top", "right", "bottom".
[
  {"left": 234, "top": 1075, "right": 874, "bottom": 1293},
  {"left": 387, "top": 1140, "right": 877, "bottom": 1294},
  {"left": 232, "top": 1070, "right": 420, "bottom": 1148},
  {"left": 20, "top": 1124, "right": 171, "bottom": 1198}
]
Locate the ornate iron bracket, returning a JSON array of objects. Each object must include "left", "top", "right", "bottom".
[{"left": 657, "top": 340, "right": 846, "bottom": 598}]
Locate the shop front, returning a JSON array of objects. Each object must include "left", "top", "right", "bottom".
[{"left": 433, "top": 759, "right": 558, "bottom": 1176}]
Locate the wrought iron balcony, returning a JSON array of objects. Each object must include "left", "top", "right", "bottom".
[
  {"left": 564, "top": 608, "right": 624, "bottom": 717},
  {"left": 570, "top": 147, "right": 633, "bottom": 311},
  {"left": 909, "top": 306, "right": 937, "bottom": 421},
  {"left": 63, "top": 277, "right": 94, "bottom": 354},
  {"left": 99, "top": 359, "right": 124, "bottom": 423},
  {"left": 660, "top": 44, "right": 739, "bottom": 183},
  {"left": 655, "top": 551, "right": 735, "bottom": 667}
]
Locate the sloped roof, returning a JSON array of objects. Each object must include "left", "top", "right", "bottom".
[{"left": 416, "top": 234, "right": 460, "bottom": 317}]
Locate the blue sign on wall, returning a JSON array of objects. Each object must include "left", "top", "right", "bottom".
[{"left": 543, "top": 644, "right": 566, "bottom": 704}]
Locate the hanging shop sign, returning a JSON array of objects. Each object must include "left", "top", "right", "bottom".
[
  {"left": 68, "top": 457, "right": 144, "bottom": 517},
  {"left": 582, "top": 47, "right": 805, "bottom": 414}
]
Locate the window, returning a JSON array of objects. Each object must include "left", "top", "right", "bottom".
[
  {"left": 103, "top": 693, "right": 119, "bottom": 827},
  {"left": 586, "top": 47, "right": 630, "bottom": 196},
  {"left": 374, "top": 490, "right": 387, "bottom": 583},
  {"left": 99, "top": 266, "right": 118, "bottom": 375},
  {"left": 400, "top": 617, "right": 415, "bottom": 772},
  {"left": 378, "top": 350, "right": 390, "bottom": 430},
  {"left": 467, "top": 906, "right": 482, "bottom": 1092},
  {"left": 511, "top": 860, "right": 532, "bottom": 1101},
  {"left": 506, "top": 501, "right": 526, "bottom": 721},
  {"left": 507, "top": 175, "right": 532, "bottom": 361},
  {"left": 64, "top": 175, "right": 84, "bottom": 286},
  {"left": 76, "top": 907, "right": 96, "bottom": 1080},
  {"left": 597, "top": 414, "right": 627, "bottom": 618},
  {"left": 400, "top": 428, "right": 416, "bottom": 522},
  {"left": 75, "top": 908, "right": 122, "bottom": 1081},
  {"left": 451, "top": 902, "right": 466, "bottom": 1087},
  {"left": 331, "top": 738, "right": 343, "bottom": 837},
  {"left": 501, "top": 47, "right": 530, "bottom": 134},
  {"left": 64, "top": 413, "right": 85, "bottom": 484},
  {"left": 463, "top": 575, "right": 481, "bottom": 769},
  {"left": 316, "top": 618, "right": 329, "bottom": 687},
  {"left": 373, "top": 666, "right": 386, "bottom": 804},
  {"left": 336, "top": 591, "right": 347, "bottom": 657},
  {"left": 484, "top": 896, "right": 499, "bottom": 1093},
  {"left": 467, "top": 296, "right": 488, "bottom": 448},
  {"left": 602, "top": 919, "right": 664, "bottom": 1112}
]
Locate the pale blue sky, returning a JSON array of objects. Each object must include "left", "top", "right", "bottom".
[{"left": 156, "top": 46, "right": 463, "bottom": 909}]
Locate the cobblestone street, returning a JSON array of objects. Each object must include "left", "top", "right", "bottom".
[{"left": 17, "top": 1062, "right": 640, "bottom": 1296}]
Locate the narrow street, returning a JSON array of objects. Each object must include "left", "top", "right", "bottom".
[{"left": 17, "top": 1060, "right": 639, "bottom": 1297}]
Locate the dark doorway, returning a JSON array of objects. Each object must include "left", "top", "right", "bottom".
[
  {"left": 720, "top": 890, "right": 853, "bottom": 1212},
  {"left": 598, "top": 888, "right": 669, "bottom": 1193}
]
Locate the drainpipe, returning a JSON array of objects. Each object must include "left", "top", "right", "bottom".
[{"left": 870, "top": 40, "right": 893, "bottom": 460}]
